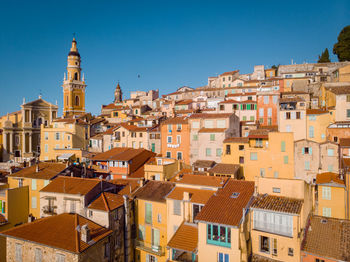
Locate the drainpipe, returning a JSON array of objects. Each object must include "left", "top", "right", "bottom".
[{"left": 123, "top": 195, "right": 132, "bottom": 262}]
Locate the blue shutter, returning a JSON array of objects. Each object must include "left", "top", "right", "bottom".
[
  {"left": 219, "top": 253, "right": 223, "bottom": 262},
  {"left": 309, "top": 147, "right": 312, "bottom": 155},
  {"left": 302, "top": 148, "right": 305, "bottom": 155},
  {"left": 225, "top": 254, "right": 229, "bottom": 262}
]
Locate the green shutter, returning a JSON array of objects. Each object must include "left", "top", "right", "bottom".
[
  {"left": 145, "top": 203, "right": 152, "bottom": 224},
  {"left": 281, "top": 141, "right": 286, "bottom": 152}
]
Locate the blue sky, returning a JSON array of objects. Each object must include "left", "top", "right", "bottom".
[{"left": 0, "top": 0, "right": 349, "bottom": 116}]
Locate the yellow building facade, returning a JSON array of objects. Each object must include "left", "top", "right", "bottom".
[
  {"left": 40, "top": 119, "right": 88, "bottom": 161},
  {"left": 306, "top": 109, "right": 334, "bottom": 143},
  {"left": 63, "top": 38, "right": 86, "bottom": 117}
]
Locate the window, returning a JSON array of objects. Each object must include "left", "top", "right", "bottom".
[
  {"left": 259, "top": 108, "right": 264, "bottom": 117},
  {"left": 254, "top": 210, "right": 293, "bottom": 237},
  {"left": 322, "top": 186, "right": 331, "bottom": 200},
  {"left": 260, "top": 236, "right": 269, "bottom": 253},
  {"left": 166, "top": 152, "right": 171, "bottom": 158},
  {"left": 273, "top": 187, "right": 281, "bottom": 193},
  {"left": 250, "top": 152, "right": 258, "bottom": 160},
  {"left": 138, "top": 225, "right": 145, "bottom": 240},
  {"left": 207, "top": 224, "right": 231, "bottom": 247},
  {"left": 273, "top": 96, "right": 278, "bottom": 104},
  {"left": 18, "top": 179, "right": 23, "bottom": 187},
  {"left": 264, "top": 96, "right": 269, "bottom": 104},
  {"left": 206, "top": 148, "right": 212, "bottom": 156},
  {"left": 239, "top": 156, "right": 244, "bottom": 164},
  {"left": 220, "top": 105, "right": 225, "bottom": 111},
  {"left": 35, "top": 248, "right": 42, "bottom": 262},
  {"left": 55, "top": 132, "right": 60, "bottom": 140},
  {"left": 281, "top": 141, "right": 286, "bottom": 152},
  {"left": 255, "top": 138, "right": 263, "bottom": 147},
  {"left": 157, "top": 213, "right": 161, "bottom": 223},
  {"left": 44, "top": 144, "right": 48, "bottom": 153},
  {"left": 286, "top": 112, "right": 291, "bottom": 119},
  {"left": 267, "top": 108, "right": 272, "bottom": 117},
  {"left": 347, "top": 109, "right": 350, "bottom": 118},
  {"left": 176, "top": 124, "right": 182, "bottom": 130},
  {"left": 316, "top": 259, "right": 325, "bottom": 262},
  {"left": 146, "top": 254, "right": 157, "bottom": 262},
  {"left": 327, "top": 149, "right": 334, "bottom": 156},
  {"left": 31, "top": 196, "right": 37, "bottom": 209},
  {"left": 238, "top": 145, "right": 244, "bottom": 151},
  {"left": 193, "top": 134, "right": 198, "bottom": 141},
  {"left": 193, "top": 204, "right": 203, "bottom": 220},
  {"left": 168, "top": 124, "right": 172, "bottom": 131},
  {"left": 274, "top": 171, "right": 279, "bottom": 178},
  {"left": 284, "top": 156, "right": 289, "bottom": 164},
  {"left": 216, "top": 148, "right": 222, "bottom": 157},
  {"left": 88, "top": 210, "right": 93, "bottom": 218},
  {"left": 177, "top": 152, "right": 182, "bottom": 160},
  {"left": 347, "top": 95, "right": 350, "bottom": 102},
  {"left": 226, "top": 145, "right": 231, "bottom": 155},
  {"left": 305, "top": 161, "right": 310, "bottom": 170},
  {"left": 288, "top": 248, "right": 294, "bottom": 256},
  {"left": 145, "top": 202, "right": 152, "bottom": 224},
  {"left": 173, "top": 200, "right": 181, "bottom": 215},
  {"left": 31, "top": 179, "right": 37, "bottom": 190},
  {"left": 70, "top": 201, "right": 76, "bottom": 213},
  {"left": 296, "top": 111, "right": 301, "bottom": 119},
  {"left": 272, "top": 238, "right": 277, "bottom": 255},
  {"left": 309, "top": 126, "right": 314, "bottom": 138},
  {"left": 204, "top": 120, "right": 214, "bottom": 128},
  {"left": 167, "top": 136, "right": 172, "bottom": 143},
  {"left": 322, "top": 207, "right": 331, "bottom": 217},
  {"left": 328, "top": 165, "right": 333, "bottom": 172},
  {"left": 260, "top": 168, "right": 265, "bottom": 177},
  {"left": 192, "top": 121, "right": 199, "bottom": 129},
  {"left": 218, "top": 253, "right": 229, "bottom": 262},
  {"left": 15, "top": 243, "right": 22, "bottom": 262},
  {"left": 176, "top": 135, "right": 181, "bottom": 144},
  {"left": 217, "top": 120, "right": 226, "bottom": 128},
  {"left": 210, "top": 134, "right": 215, "bottom": 141}
]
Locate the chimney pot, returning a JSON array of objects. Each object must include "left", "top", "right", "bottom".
[{"left": 81, "top": 224, "right": 91, "bottom": 243}]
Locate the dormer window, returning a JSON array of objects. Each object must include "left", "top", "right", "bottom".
[{"left": 231, "top": 192, "right": 240, "bottom": 198}]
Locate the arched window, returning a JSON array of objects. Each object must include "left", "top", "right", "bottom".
[
  {"left": 74, "top": 72, "right": 78, "bottom": 80},
  {"left": 75, "top": 96, "right": 80, "bottom": 106}
]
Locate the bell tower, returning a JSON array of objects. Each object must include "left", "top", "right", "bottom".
[
  {"left": 114, "top": 82, "right": 123, "bottom": 104},
  {"left": 62, "top": 38, "right": 86, "bottom": 117}
]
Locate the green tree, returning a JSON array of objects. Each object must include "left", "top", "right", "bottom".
[
  {"left": 333, "top": 25, "right": 350, "bottom": 62},
  {"left": 318, "top": 48, "right": 331, "bottom": 63}
]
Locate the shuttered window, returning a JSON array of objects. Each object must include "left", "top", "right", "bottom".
[{"left": 145, "top": 202, "right": 152, "bottom": 224}]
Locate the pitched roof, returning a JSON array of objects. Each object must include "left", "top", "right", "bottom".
[
  {"left": 195, "top": 180, "right": 254, "bottom": 226},
  {"left": 162, "top": 117, "right": 188, "bottom": 125},
  {"left": 91, "top": 147, "right": 154, "bottom": 162},
  {"left": 8, "top": 163, "right": 67, "bottom": 180},
  {"left": 102, "top": 103, "right": 125, "bottom": 110},
  {"left": 208, "top": 163, "right": 240, "bottom": 176},
  {"left": 223, "top": 137, "right": 249, "bottom": 143},
  {"left": 176, "top": 99, "right": 193, "bottom": 105},
  {"left": 220, "top": 70, "right": 239, "bottom": 76},
  {"left": 133, "top": 180, "right": 174, "bottom": 202},
  {"left": 0, "top": 213, "right": 112, "bottom": 253},
  {"left": 193, "top": 160, "right": 216, "bottom": 168},
  {"left": 301, "top": 216, "right": 350, "bottom": 261},
  {"left": 252, "top": 194, "right": 303, "bottom": 215},
  {"left": 166, "top": 187, "right": 215, "bottom": 204},
  {"left": 306, "top": 109, "right": 329, "bottom": 115},
  {"left": 118, "top": 123, "right": 147, "bottom": 132},
  {"left": 198, "top": 128, "right": 227, "bottom": 133},
  {"left": 248, "top": 129, "right": 270, "bottom": 139},
  {"left": 326, "top": 85, "right": 350, "bottom": 95},
  {"left": 189, "top": 113, "right": 232, "bottom": 119},
  {"left": 167, "top": 222, "right": 198, "bottom": 252},
  {"left": 173, "top": 174, "right": 227, "bottom": 188},
  {"left": 88, "top": 192, "right": 124, "bottom": 212},
  {"left": 316, "top": 172, "right": 345, "bottom": 186},
  {"left": 40, "top": 176, "right": 101, "bottom": 195}
]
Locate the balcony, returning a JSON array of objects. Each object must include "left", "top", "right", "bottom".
[
  {"left": 134, "top": 239, "right": 165, "bottom": 256},
  {"left": 42, "top": 205, "right": 57, "bottom": 215}
]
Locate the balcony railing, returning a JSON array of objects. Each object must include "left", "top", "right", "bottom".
[
  {"left": 42, "top": 205, "right": 57, "bottom": 215},
  {"left": 134, "top": 239, "right": 165, "bottom": 256}
]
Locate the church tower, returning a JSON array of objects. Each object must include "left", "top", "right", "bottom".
[
  {"left": 114, "top": 82, "right": 122, "bottom": 104},
  {"left": 62, "top": 38, "right": 86, "bottom": 117}
]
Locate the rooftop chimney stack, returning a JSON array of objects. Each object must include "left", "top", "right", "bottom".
[{"left": 81, "top": 224, "right": 91, "bottom": 243}]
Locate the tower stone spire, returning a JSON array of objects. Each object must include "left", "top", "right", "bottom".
[
  {"left": 114, "top": 82, "right": 123, "bottom": 104},
  {"left": 62, "top": 38, "right": 86, "bottom": 117}
]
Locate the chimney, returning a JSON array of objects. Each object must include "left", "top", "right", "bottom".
[
  {"left": 183, "top": 191, "right": 191, "bottom": 201},
  {"left": 139, "top": 178, "right": 145, "bottom": 187},
  {"left": 36, "top": 163, "right": 39, "bottom": 173},
  {"left": 81, "top": 224, "right": 91, "bottom": 243}
]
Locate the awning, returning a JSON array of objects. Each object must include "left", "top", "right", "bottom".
[{"left": 57, "top": 153, "right": 74, "bottom": 160}]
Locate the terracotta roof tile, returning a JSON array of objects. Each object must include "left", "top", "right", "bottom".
[
  {"left": 0, "top": 213, "right": 112, "bottom": 253},
  {"left": 162, "top": 117, "right": 188, "bottom": 125},
  {"left": 193, "top": 160, "right": 216, "bottom": 168},
  {"left": 189, "top": 113, "right": 232, "bottom": 119},
  {"left": 92, "top": 147, "right": 155, "bottom": 162},
  {"left": 316, "top": 172, "right": 345, "bottom": 186},
  {"left": 40, "top": 176, "right": 101, "bottom": 195},
  {"left": 306, "top": 109, "right": 329, "bottom": 115},
  {"left": 326, "top": 85, "right": 350, "bottom": 95},
  {"left": 208, "top": 163, "right": 240, "bottom": 176},
  {"left": 198, "top": 128, "right": 226, "bottom": 133},
  {"left": 227, "top": 92, "right": 256, "bottom": 97},
  {"left": 340, "top": 138, "right": 350, "bottom": 147},
  {"left": 301, "top": 216, "right": 350, "bottom": 261},
  {"left": 110, "top": 179, "right": 141, "bottom": 196},
  {"left": 173, "top": 174, "right": 227, "bottom": 188},
  {"left": 133, "top": 180, "right": 174, "bottom": 202},
  {"left": 195, "top": 180, "right": 254, "bottom": 226},
  {"left": 8, "top": 163, "right": 67, "bottom": 180},
  {"left": 167, "top": 222, "right": 198, "bottom": 252},
  {"left": 252, "top": 194, "right": 303, "bottom": 214},
  {"left": 88, "top": 192, "right": 124, "bottom": 211},
  {"left": 166, "top": 187, "right": 215, "bottom": 204},
  {"left": 176, "top": 99, "right": 193, "bottom": 105},
  {"left": 220, "top": 70, "right": 239, "bottom": 76},
  {"left": 223, "top": 137, "right": 249, "bottom": 143}
]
